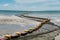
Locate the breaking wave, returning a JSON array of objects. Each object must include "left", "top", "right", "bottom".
[
  {"left": 0, "top": 15, "right": 40, "bottom": 25},
  {"left": 0, "top": 15, "right": 21, "bottom": 24},
  {"left": 24, "top": 14, "right": 60, "bottom": 26}
]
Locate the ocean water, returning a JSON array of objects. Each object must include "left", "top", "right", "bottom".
[
  {"left": 0, "top": 11, "right": 60, "bottom": 25},
  {"left": 0, "top": 10, "right": 60, "bottom": 25},
  {"left": 0, "top": 10, "right": 60, "bottom": 40}
]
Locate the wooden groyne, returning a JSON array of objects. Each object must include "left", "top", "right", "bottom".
[{"left": 0, "top": 15, "right": 50, "bottom": 40}]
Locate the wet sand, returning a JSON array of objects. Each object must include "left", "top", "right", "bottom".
[
  {"left": 10, "top": 22, "right": 60, "bottom": 40},
  {"left": 11, "top": 27, "right": 60, "bottom": 40}
]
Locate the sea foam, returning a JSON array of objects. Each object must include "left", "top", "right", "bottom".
[
  {"left": 25, "top": 14, "right": 60, "bottom": 26},
  {"left": 0, "top": 15, "right": 40, "bottom": 25}
]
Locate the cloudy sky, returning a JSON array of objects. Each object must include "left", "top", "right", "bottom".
[{"left": 0, "top": 0, "right": 60, "bottom": 11}]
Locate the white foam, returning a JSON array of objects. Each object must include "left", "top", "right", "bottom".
[
  {"left": 0, "top": 15, "right": 40, "bottom": 25},
  {"left": 25, "top": 14, "right": 60, "bottom": 26},
  {"left": 0, "top": 15, "right": 20, "bottom": 19}
]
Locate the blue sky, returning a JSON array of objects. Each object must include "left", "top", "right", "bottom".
[{"left": 0, "top": 0, "right": 60, "bottom": 11}]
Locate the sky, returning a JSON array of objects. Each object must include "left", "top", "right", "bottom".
[{"left": 0, "top": 0, "right": 60, "bottom": 11}]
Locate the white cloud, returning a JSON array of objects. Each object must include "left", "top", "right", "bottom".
[
  {"left": 0, "top": 0, "right": 60, "bottom": 11},
  {"left": 15, "top": 0, "right": 47, "bottom": 4},
  {"left": 3, "top": 4, "right": 9, "bottom": 7}
]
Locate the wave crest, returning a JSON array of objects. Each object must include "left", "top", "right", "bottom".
[{"left": 0, "top": 15, "right": 40, "bottom": 25}]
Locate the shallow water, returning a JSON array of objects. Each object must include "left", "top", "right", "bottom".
[
  {"left": 0, "top": 11, "right": 60, "bottom": 40},
  {"left": 0, "top": 16, "right": 41, "bottom": 36}
]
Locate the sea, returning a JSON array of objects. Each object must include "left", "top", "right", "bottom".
[
  {"left": 0, "top": 10, "right": 60, "bottom": 40},
  {"left": 0, "top": 10, "right": 60, "bottom": 25}
]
